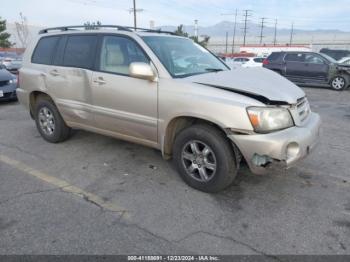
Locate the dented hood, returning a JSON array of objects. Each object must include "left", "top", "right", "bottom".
[{"left": 183, "top": 67, "right": 305, "bottom": 104}]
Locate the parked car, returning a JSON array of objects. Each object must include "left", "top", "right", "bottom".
[
  {"left": 320, "top": 48, "right": 350, "bottom": 61},
  {"left": 338, "top": 57, "right": 350, "bottom": 65},
  {"left": 263, "top": 51, "right": 350, "bottom": 90},
  {"left": 0, "top": 55, "right": 23, "bottom": 74},
  {"left": 226, "top": 57, "right": 264, "bottom": 68},
  {"left": 17, "top": 25, "right": 321, "bottom": 192},
  {"left": 0, "top": 64, "right": 18, "bottom": 101}
]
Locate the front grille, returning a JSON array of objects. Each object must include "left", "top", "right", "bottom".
[
  {"left": 296, "top": 97, "right": 310, "bottom": 123},
  {"left": 0, "top": 80, "right": 9, "bottom": 87}
]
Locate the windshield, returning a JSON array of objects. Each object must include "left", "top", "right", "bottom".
[
  {"left": 142, "top": 36, "right": 229, "bottom": 78},
  {"left": 320, "top": 53, "right": 337, "bottom": 63}
]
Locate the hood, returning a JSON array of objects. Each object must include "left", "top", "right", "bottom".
[
  {"left": 336, "top": 63, "right": 350, "bottom": 69},
  {"left": 183, "top": 67, "right": 305, "bottom": 104},
  {"left": 0, "top": 69, "right": 15, "bottom": 81}
]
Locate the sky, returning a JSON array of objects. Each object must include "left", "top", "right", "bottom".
[{"left": 2, "top": 0, "right": 350, "bottom": 31}]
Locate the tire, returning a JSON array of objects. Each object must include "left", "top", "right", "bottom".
[
  {"left": 173, "top": 124, "right": 239, "bottom": 193},
  {"left": 272, "top": 69, "right": 282, "bottom": 75},
  {"left": 34, "top": 96, "right": 71, "bottom": 143},
  {"left": 330, "top": 76, "right": 347, "bottom": 91}
]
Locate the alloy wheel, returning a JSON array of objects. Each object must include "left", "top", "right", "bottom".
[
  {"left": 181, "top": 140, "right": 217, "bottom": 182},
  {"left": 38, "top": 107, "right": 55, "bottom": 136}
]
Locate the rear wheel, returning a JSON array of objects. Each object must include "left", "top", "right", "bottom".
[
  {"left": 331, "top": 76, "right": 347, "bottom": 91},
  {"left": 35, "top": 96, "right": 71, "bottom": 143},
  {"left": 173, "top": 124, "right": 239, "bottom": 193}
]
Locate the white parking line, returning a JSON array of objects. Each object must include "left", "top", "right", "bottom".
[{"left": 0, "top": 154, "right": 129, "bottom": 218}]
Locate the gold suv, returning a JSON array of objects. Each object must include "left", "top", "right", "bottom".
[{"left": 17, "top": 25, "right": 321, "bottom": 192}]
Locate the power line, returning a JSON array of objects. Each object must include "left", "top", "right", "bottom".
[
  {"left": 241, "top": 10, "right": 252, "bottom": 46},
  {"left": 258, "top": 17, "right": 267, "bottom": 45}
]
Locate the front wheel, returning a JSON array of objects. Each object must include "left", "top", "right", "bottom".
[
  {"left": 330, "top": 76, "right": 347, "bottom": 91},
  {"left": 173, "top": 124, "right": 239, "bottom": 193}
]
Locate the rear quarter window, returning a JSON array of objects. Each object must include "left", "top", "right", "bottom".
[
  {"left": 267, "top": 52, "right": 281, "bottom": 61},
  {"left": 62, "top": 35, "right": 97, "bottom": 69},
  {"left": 32, "top": 36, "right": 60, "bottom": 65}
]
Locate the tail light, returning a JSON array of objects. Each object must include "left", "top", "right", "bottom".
[{"left": 262, "top": 59, "right": 269, "bottom": 65}]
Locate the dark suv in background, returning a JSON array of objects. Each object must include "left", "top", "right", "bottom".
[
  {"left": 320, "top": 48, "right": 350, "bottom": 61},
  {"left": 263, "top": 51, "right": 350, "bottom": 91}
]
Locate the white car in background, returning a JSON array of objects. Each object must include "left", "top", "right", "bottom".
[
  {"left": 338, "top": 57, "right": 350, "bottom": 65},
  {"left": 226, "top": 57, "right": 264, "bottom": 69}
]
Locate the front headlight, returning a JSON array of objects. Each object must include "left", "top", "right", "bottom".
[
  {"left": 247, "top": 107, "right": 294, "bottom": 133},
  {"left": 9, "top": 78, "right": 17, "bottom": 84}
]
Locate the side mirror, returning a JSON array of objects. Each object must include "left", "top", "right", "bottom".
[{"left": 129, "top": 62, "right": 156, "bottom": 81}]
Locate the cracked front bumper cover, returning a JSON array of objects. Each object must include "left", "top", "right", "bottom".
[{"left": 228, "top": 112, "right": 321, "bottom": 174}]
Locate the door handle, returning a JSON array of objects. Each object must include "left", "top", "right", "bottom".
[
  {"left": 93, "top": 77, "right": 106, "bottom": 85},
  {"left": 50, "top": 69, "right": 60, "bottom": 76}
]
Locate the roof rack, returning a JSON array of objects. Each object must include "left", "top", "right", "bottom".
[
  {"left": 125, "top": 26, "right": 176, "bottom": 35},
  {"left": 39, "top": 25, "right": 176, "bottom": 35},
  {"left": 38, "top": 25, "right": 133, "bottom": 34}
]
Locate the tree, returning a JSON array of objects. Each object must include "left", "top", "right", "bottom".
[
  {"left": 174, "top": 24, "right": 188, "bottom": 37},
  {"left": 84, "top": 21, "right": 102, "bottom": 30},
  {"left": 190, "top": 35, "right": 210, "bottom": 48},
  {"left": 0, "top": 17, "right": 12, "bottom": 48},
  {"left": 174, "top": 24, "right": 210, "bottom": 47},
  {"left": 15, "top": 12, "right": 29, "bottom": 48}
]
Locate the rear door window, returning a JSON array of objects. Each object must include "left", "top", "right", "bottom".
[
  {"left": 284, "top": 53, "right": 305, "bottom": 62},
  {"left": 32, "top": 36, "right": 60, "bottom": 65},
  {"left": 62, "top": 35, "right": 97, "bottom": 69}
]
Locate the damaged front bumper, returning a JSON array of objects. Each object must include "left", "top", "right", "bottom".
[{"left": 228, "top": 112, "right": 321, "bottom": 174}]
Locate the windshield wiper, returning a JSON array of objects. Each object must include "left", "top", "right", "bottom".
[{"left": 205, "top": 68, "right": 224, "bottom": 72}]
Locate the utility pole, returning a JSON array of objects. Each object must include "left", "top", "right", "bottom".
[
  {"left": 129, "top": 0, "right": 144, "bottom": 30},
  {"left": 258, "top": 17, "right": 267, "bottom": 45},
  {"left": 273, "top": 19, "right": 277, "bottom": 46},
  {"left": 242, "top": 10, "right": 252, "bottom": 46},
  {"left": 225, "top": 31, "right": 228, "bottom": 54},
  {"left": 289, "top": 22, "right": 294, "bottom": 46},
  {"left": 221, "top": 9, "right": 238, "bottom": 54},
  {"left": 232, "top": 9, "right": 237, "bottom": 54},
  {"left": 133, "top": 0, "right": 137, "bottom": 29}
]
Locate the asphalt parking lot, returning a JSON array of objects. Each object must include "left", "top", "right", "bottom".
[{"left": 0, "top": 87, "right": 349, "bottom": 256}]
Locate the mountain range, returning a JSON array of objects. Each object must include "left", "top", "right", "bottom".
[{"left": 159, "top": 21, "right": 349, "bottom": 37}]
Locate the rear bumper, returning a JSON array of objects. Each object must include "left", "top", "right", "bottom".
[
  {"left": 228, "top": 112, "right": 321, "bottom": 174},
  {"left": 16, "top": 88, "right": 30, "bottom": 107}
]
